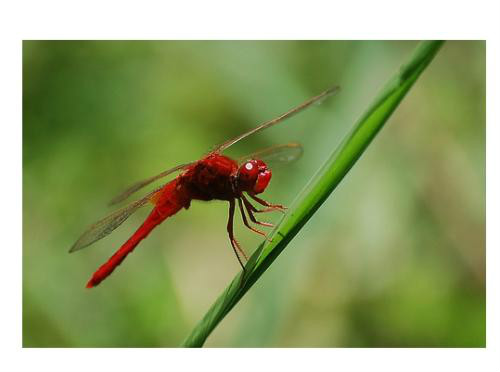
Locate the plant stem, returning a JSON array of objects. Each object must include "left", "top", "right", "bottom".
[{"left": 182, "top": 40, "right": 444, "bottom": 347}]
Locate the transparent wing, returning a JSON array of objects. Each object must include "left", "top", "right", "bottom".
[
  {"left": 238, "top": 142, "right": 303, "bottom": 167},
  {"left": 214, "top": 85, "right": 339, "bottom": 153},
  {"left": 109, "top": 162, "right": 193, "bottom": 205},
  {"left": 69, "top": 187, "right": 162, "bottom": 253}
]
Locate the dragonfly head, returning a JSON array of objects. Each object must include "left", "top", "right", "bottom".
[{"left": 236, "top": 159, "right": 272, "bottom": 194}]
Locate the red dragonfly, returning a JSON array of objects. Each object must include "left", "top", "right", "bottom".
[{"left": 70, "top": 86, "right": 339, "bottom": 288}]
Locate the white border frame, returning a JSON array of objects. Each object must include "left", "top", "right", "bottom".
[{"left": 3, "top": 1, "right": 498, "bottom": 371}]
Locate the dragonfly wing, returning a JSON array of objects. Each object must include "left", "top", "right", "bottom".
[
  {"left": 214, "top": 86, "right": 339, "bottom": 153},
  {"left": 109, "top": 162, "right": 193, "bottom": 205},
  {"left": 238, "top": 142, "right": 303, "bottom": 167},
  {"left": 70, "top": 187, "right": 162, "bottom": 253}
]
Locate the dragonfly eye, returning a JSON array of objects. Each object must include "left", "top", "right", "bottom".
[
  {"left": 237, "top": 160, "right": 272, "bottom": 194},
  {"left": 254, "top": 166, "right": 272, "bottom": 194}
]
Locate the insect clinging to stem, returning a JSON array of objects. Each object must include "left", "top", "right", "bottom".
[{"left": 70, "top": 86, "right": 340, "bottom": 288}]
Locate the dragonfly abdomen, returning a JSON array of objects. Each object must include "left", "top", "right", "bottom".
[{"left": 86, "top": 179, "right": 189, "bottom": 288}]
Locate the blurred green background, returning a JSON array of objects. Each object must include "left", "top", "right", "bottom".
[{"left": 23, "top": 41, "right": 485, "bottom": 347}]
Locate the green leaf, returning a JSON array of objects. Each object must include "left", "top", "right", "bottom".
[{"left": 182, "top": 40, "right": 445, "bottom": 347}]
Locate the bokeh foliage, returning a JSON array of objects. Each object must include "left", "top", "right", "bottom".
[{"left": 23, "top": 41, "right": 485, "bottom": 347}]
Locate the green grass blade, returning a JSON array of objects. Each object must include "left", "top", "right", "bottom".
[{"left": 182, "top": 40, "right": 444, "bottom": 347}]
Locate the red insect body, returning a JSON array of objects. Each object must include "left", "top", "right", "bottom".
[
  {"left": 70, "top": 86, "right": 339, "bottom": 288},
  {"left": 85, "top": 153, "right": 277, "bottom": 287}
]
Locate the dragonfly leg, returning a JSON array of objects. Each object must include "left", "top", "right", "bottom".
[
  {"left": 227, "top": 199, "right": 248, "bottom": 270},
  {"left": 238, "top": 198, "right": 272, "bottom": 242},
  {"left": 241, "top": 195, "right": 274, "bottom": 228},
  {"left": 247, "top": 193, "right": 287, "bottom": 214}
]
